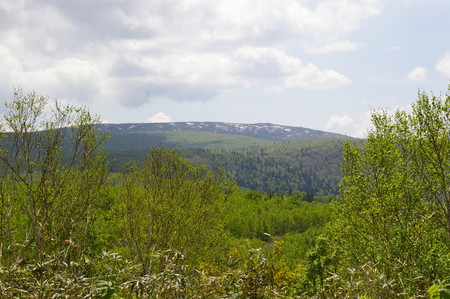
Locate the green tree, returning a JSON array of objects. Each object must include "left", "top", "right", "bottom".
[
  {"left": 119, "top": 148, "right": 236, "bottom": 273},
  {"left": 0, "top": 88, "right": 109, "bottom": 264},
  {"left": 304, "top": 236, "right": 338, "bottom": 295},
  {"left": 331, "top": 88, "right": 450, "bottom": 296}
]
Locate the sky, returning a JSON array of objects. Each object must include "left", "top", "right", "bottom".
[{"left": 1, "top": 0, "right": 450, "bottom": 137}]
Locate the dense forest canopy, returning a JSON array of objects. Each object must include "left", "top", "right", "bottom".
[
  {"left": 0, "top": 87, "right": 449, "bottom": 297},
  {"left": 107, "top": 137, "right": 347, "bottom": 196}
]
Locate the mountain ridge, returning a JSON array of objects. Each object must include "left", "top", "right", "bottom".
[{"left": 95, "top": 121, "right": 350, "bottom": 142}]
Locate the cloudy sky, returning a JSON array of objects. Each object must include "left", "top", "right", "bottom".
[{"left": 1, "top": 0, "right": 449, "bottom": 137}]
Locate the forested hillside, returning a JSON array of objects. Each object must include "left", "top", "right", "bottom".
[
  {"left": 183, "top": 139, "right": 344, "bottom": 196},
  {"left": 105, "top": 131, "right": 349, "bottom": 196},
  {"left": 104, "top": 130, "right": 274, "bottom": 151}
]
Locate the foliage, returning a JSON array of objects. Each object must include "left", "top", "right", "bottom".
[
  {"left": 331, "top": 88, "right": 450, "bottom": 296},
  {"left": 0, "top": 88, "right": 346, "bottom": 296},
  {"left": 303, "top": 236, "right": 339, "bottom": 293},
  {"left": 0, "top": 243, "right": 314, "bottom": 298},
  {"left": 187, "top": 139, "right": 345, "bottom": 196},
  {"left": 428, "top": 277, "right": 450, "bottom": 299},
  {"left": 109, "top": 138, "right": 346, "bottom": 196},
  {"left": 118, "top": 148, "right": 237, "bottom": 272},
  {"left": 12, "top": 86, "right": 450, "bottom": 297},
  {"left": 226, "top": 190, "right": 332, "bottom": 267},
  {"left": 0, "top": 88, "right": 109, "bottom": 265}
]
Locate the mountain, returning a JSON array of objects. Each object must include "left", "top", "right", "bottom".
[
  {"left": 99, "top": 122, "right": 354, "bottom": 196},
  {"left": 95, "top": 122, "right": 350, "bottom": 142},
  {"left": 103, "top": 131, "right": 274, "bottom": 152}
]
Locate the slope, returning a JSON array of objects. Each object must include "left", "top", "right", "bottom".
[{"left": 96, "top": 122, "right": 350, "bottom": 142}]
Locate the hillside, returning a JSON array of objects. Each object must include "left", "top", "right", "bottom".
[
  {"left": 101, "top": 122, "right": 353, "bottom": 196},
  {"left": 104, "top": 131, "right": 273, "bottom": 151},
  {"left": 183, "top": 139, "right": 345, "bottom": 196},
  {"left": 96, "top": 122, "right": 349, "bottom": 142}
]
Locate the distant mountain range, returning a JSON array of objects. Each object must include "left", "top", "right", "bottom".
[{"left": 95, "top": 122, "right": 350, "bottom": 142}]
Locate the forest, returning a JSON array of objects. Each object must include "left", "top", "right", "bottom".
[
  {"left": 0, "top": 87, "right": 449, "bottom": 298},
  {"left": 107, "top": 139, "right": 345, "bottom": 197}
]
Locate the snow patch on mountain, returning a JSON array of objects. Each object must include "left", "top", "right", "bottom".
[{"left": 95, "top": 122, "right": 350, "bottom": 142}]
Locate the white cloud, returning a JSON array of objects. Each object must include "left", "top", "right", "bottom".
[
  {"left": 19, "top": 58, "right": 112, "bottom": 104},
  {"left": 185, "top": 0, "right": 382, "bottom": 46},
  {"left": 0, "top": 0, "right": 24, "bottom": 12},
  {"left": 108, "top": 46, "right": 352, "bottom": 105},
  {"left": 236, "top": 46, "right": 351, "bottom": 91},
  {"left": 326, "top": 112, "right": 372, "bottom": 138},
  {"left": 0, "top": 0, "right": 381, "bottom": 107},
  {"left": 436, "top": 52, "right": 450, "bottom": 77},
  {"left": 306, "top": 40, "right": 362, "bottom": 54},
  {"left": 326, "top": 114, "right": 354, "bottom": 130},
  {"left": 302, "top": 0, "right": 382, "bottom": 44},
  {"left": 0, "top": 44, "right": 114, "bottom": 104},
  {"left": 283, "top": 64, "right": 351, "bottom": 90},
  {"left": 147, "top": 112, "right": 173, "bottom": 123},
  {"left": 142, "top": 52, "right": 242, "bottom": 87},
  {"left": 407, "top": 67, "right": 427, "bottom": 82},
  {"left": 327, "top": 104, "right": 417, "bottom": 138},
  {"left": 109, "top": 51, "right": 246, "bottom": 106},
  {"left": 0, "top": 45, "right": 22, "bottom": 92}
]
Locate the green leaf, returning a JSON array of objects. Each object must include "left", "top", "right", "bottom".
[
  {"left": 101, "top": 287, "right": 115, "bottom": 299},
  {"left": 427, "top": 285, "right": 440, "bottom": 298},
  {"left": 439, "top": 288, "right": 450, "bottom": 299}
]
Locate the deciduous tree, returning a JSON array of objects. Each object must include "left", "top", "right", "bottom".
[
  {"left": 120, "top": 148, "right": 236, "bottom": 273},
  {"left": 331, "top": 88, "right": 450, "bottom": 296},
  {"left": 0, "top": 88, "right": 109, "bottom": 264}
]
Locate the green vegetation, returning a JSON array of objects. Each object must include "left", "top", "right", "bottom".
[
  {"left": 1, "top": 87, "right": 450, "bottom": 297},
  {"left": 184, "top": 138, "right": 345, "bottom": 196},
  {"left": 118, "top": 148, "right": 236, "bottom": 269},
  {"left": 106, "top": 130, "right": 273, "bottom": 151},
  {"left": 103, "top": 121, "right": 348, "bottom": 196},
  {"left": 108, "top": 138, "right": 345, "bottom": 196},
  {"left": 327, "top": 89, "right": 450, "bottom": 297},
  {"left": 0, "top": 88, "right": 109, "bottom": 265}
]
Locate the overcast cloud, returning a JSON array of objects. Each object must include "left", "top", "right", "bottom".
[{"left": 0, "top": 0, "right": 449, "bottom": 137}]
